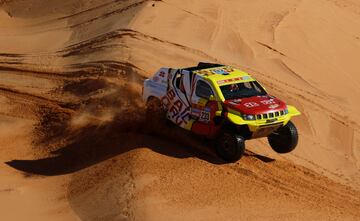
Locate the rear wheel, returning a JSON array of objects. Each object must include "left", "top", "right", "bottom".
[
  {"left": 267, "top": 121, "right": 298, "bottom": 153},
  {"left": 216, "top": 132, "right": 245, "bottom": 162},
  {"left": 146, "top": 97, "right": 165, "bottom": 119}
]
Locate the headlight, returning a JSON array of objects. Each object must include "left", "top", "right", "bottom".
[{"left": 242, "top": 114, "right": 256, "bottom": 121}]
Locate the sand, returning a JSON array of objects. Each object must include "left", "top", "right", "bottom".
[{"left": 0, "top": 0, "right": 359, "bottom": 220}]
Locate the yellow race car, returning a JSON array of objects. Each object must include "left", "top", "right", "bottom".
[{"left": 143, "top": 62, "right": 301, "bottom": 162}]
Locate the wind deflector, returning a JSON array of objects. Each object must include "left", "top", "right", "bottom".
[
  {"left": 184, "top": 62, "right": 225, "bottom": 72},
  {"left": 197, "top": 62, "right": 224, "bottom": 69}
]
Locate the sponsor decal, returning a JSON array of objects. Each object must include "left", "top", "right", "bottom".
[
  {"left": 212, "top": 69, "right": 229, "bottom": 75},
  {"left": 159, "top": 71, "right": 165, "bottom": 77},
  {"left": 268, "top": 104, "right": 279, "bottom": 109},
  {"left": 217, "top": 76, "right": 251, "bottom": 85},
  {"left": 161, "top": 89, "right": 191, "bottom": 126},
  {"left": 196, "top": 70, "right": 214, "bottom": 76},
  {"left": 211, "top": 67, "right": 235, "bottom": 75},
  {"left": 191, "top": 108, "right": 201, "bottom": 117},
  {"left": 260, "top": 99, "right": 275, "bottom": 105},
  {"left": 244, "top": 102, "right": 260, "bottom": 108},
  {"left": 222, "top": 66, "right": 235, "bottom": 73},
  {"left": 196, "top": 67, "right": 235, "bottom": 76},
  {"left": 266, "top": 118, "right": 278, "bottom": 124},
  {"left": 192, "top": 103, "right": 205, "bottom": 109},
  {"left": 229, "top": 99, "right": 242, "bottom": 105}
]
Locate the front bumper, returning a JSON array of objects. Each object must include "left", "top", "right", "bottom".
[{"left": 225, "top": 105, "right": 301, "bottom": 133}]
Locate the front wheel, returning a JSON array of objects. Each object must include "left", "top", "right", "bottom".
[
  {"left": 215, "top": 132, "right": 245, "bottom": 162},
  {"left": 267, "top": 121, "right": 298, "bottom": 153}
]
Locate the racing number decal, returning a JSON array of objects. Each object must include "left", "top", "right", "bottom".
[{"left": 199, "top": 111, "right": 210, "bottom": 122}]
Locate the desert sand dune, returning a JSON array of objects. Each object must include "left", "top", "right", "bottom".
[{"left": 0, "top": 0, "right": 360, "bottom": 220}]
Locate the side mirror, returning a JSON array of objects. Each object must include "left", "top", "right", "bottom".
[{"left": 208, "top": 95, "right": 216, "bottom": 101}]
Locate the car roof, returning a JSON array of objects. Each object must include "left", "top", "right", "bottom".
[{"left": 190, "top": 65, "right": 255, "bottom": 86}]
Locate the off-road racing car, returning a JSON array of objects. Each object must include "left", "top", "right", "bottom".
[{"left": 143, "top": 63, "right": 301, "bottom": 162}]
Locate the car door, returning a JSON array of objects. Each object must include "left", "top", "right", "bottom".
[
  {"left": 190, "top": 78, "right": 221, "bottom": 137},
  {"left": 162, "top": 69, "right": 193, "bottom": 129}
]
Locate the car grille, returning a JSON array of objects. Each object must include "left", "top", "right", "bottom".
[{"left": 256, "top": 110, "right": 285, "bottom": 120}]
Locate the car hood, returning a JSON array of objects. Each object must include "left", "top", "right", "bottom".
[{"left": 223, "top": 95, "right": 287, "bottom": 115}]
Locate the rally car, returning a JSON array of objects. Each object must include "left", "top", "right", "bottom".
[{"left": 143, "top": 62, "right": 301, "bottom": 162}]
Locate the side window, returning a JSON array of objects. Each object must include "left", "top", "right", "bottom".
[
  {"left": 175, "top": 73, "right": 186, "bottom": 93},
  {"left": 175, "top": 73, "right": 182, "bottom": 89},
  {"left": 195, "top": 80, "right": 214, "bottom": 99}
]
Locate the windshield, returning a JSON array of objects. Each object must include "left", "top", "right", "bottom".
[{"left": 220, "top": 81, "right": 267, "bottom": 100}]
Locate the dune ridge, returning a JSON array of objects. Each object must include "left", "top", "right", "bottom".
[{"left": 0, "top": 0, "right": 360, "bottom": 220}]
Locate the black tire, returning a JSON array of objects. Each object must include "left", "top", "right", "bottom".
[
  {"left": 267, "top": 121, "right": 298, "bottom": 153},
  {"left": 215, "top": 132, "right": 245, "bottom": 162}
]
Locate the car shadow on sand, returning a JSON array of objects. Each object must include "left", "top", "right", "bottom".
[
  {"left": 6, "top": 113, "right": 275, "bottom": 176},
  {"left": 4, "top": 109, "right": 212, "bottom": 176}
]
